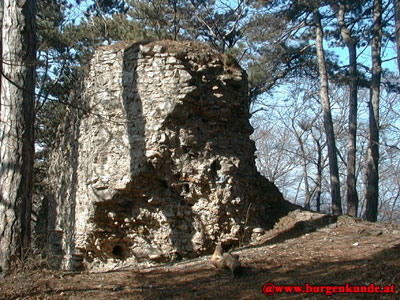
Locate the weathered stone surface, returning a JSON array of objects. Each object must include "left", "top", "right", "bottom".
[{"left": 46, "top": 40, "right": 290, "bottom": 271}]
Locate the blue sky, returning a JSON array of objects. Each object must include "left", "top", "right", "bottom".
[{"left": 65, "top": 0, "right": 398, "bottom": 75}]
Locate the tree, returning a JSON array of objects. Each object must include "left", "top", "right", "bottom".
[
  {"left": 395, "top": 0, "right": 400, "bottom": 74},
  {"left": 251, "top": 77, "right": 331, "bottom": 211},
  {"left": 335, "top": 1, "right": 360, "bottom": 217},
  {"left": 311, "top": 129, "right": 324, "bottom": 212},
  {"left": 364, "top": 0, "right": 383, "bottom": 222},
  {"left": 314, "top": 7, "right": 342, "bottom": 215},
  {"left": 245, "top": 5, "right": 319, "bottom": 99},
  {"left": 251, "top": 117, "right": 300, "bottom": 194},
  {"left": 127, "top": 0, "right": 248, "bottom": 52},
  {"left": 187, "top": 0, "right": 248, "bottom": 52},
  {"left": 0, "top": 0, "right": 36, "bottom": 272},
  {"left": 248, "top": 1, "right": 344, "bottom": 214},
  {"left": 0, "top": 0, "right": 2, "bottom": 100},
  {"left": 247, "top": 0, "right": 399, "bottom": 220},
  {"left": 86, "top": 0, "right": 128, "bottom": 16}
]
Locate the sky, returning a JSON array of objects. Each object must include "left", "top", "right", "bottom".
[{"left": 64, "top": 0, "right": 399, "bottom": 74}]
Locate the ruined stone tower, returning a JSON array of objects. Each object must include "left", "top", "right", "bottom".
[{"left": 45, "top": 41, "right": 288, "bottom": 270}]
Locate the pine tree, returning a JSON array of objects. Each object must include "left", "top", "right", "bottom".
[
  {"left": 314, "top": 6, "right": 342, "bottom": 215},
  {"left": 0, "top": 0, "right": 36, "bottom": 273},
  {"left": 365, "top": 0, "right": 383, "bottom": 222},
  {"left": 334, "top": 0, "right": 361, "bottom": 217}
]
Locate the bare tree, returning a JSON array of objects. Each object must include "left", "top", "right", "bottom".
[
  {"left": 311, "top": 129, "right": 324, "bottom": 212},
  {"left": 252, "top": 77, "right": 330, "bottom": 210},
  {"left": 0, "top": 0, "right": 36, "bottom": 272},
  {"left": 284, "top": 98, "right": 321, "bottom": 210},
  {"left": 292, "top": 119, "right": 312, "bottom": 209},
  {"left": 251, "top": 115, "right": 299, "bottom": 192}
]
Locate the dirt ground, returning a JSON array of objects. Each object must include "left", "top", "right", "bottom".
[{"left": 1, "top": 209, "right": 399, "bottom": 300}]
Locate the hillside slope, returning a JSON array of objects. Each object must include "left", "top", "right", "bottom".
[{"left": 1, "top": 210, "right": 399, "bottom": 299}]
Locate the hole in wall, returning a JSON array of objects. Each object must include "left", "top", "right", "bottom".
[
  {"left": 112, "top": 245, "right": 124, "bottom": 258},
  {"left": 183, "top": 183, "right": 190, "bottom": 193},
  {"left": 159, "top": 179, "right": 168, "bottom": 189},
  {"left": 210, "top": 160, "right": 221, "bottom": 178}
]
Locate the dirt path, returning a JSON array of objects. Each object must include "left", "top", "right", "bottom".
[{"left": 1, "top": 210, "right": 399, "bottom": 299}]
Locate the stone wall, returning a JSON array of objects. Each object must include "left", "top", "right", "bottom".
[{"left": 46, "top": 40, "right": 290, "bottom": 270}]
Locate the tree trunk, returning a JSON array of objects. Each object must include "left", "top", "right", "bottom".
[
  {"left": 302, "top": 156, "right": 311, "bottom": 210},
  {"left": 292, "top": 123, "right": 311, "bottom": 210},
  {"left": 314, "top": 8, "right": 342, "bottom": 216},
  {"left": 365, "top": 0, "right": 382, "bottom": 222},
  {"left": 395, "top": 0, "right": 400, "bottom": 74},
  {"left": 0, "top": 0, "right": 3, "bottom": 102},
  {"left": 0, "top": 0, "right": 36, "bottom": 273},
  {"left": 338, "top": 4, "right": 359, "bottom": 217},
  {"left": 171, "top": 0, "right": 178, "bottom": 41},
  {"left": 315, "top": 137, "right": 322, "bottom": 213}
]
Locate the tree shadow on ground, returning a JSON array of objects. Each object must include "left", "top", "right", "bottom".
[
  {"left": 262, "top": 214, "right": 339, "bottom": 246},
  {"left": 132, "top": 242, "right": 399, "bottom": 300},
  {"left": 0, "top": 232, "right": 398, "bottom": 300}
]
